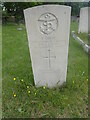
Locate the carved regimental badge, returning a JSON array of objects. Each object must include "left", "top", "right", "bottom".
[{"left": 38, "top": 13, "right": 58, "bottom": 35}]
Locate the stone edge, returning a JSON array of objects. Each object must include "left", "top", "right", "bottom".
[{"left": 72, "top": 31, "right": 90, "bottom": 54}]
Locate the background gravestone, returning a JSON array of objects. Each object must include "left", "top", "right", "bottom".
[
  {"left": 78, "top": 7, "right": 89, "bottom": 33},
  {"left": 24, "top": 5, "right": 71, "bottom": 88}
]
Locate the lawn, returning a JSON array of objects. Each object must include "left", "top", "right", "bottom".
[
  {"left": 71, "top": 21, "right": 89, "bottom": 45},
  {"left": 0, "top": 23, "right": 2, "bottom": 119},
  {"left": 2, "top": 22, "right": 88, "bottom": 118}
]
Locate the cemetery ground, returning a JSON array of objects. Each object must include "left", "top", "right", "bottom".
[
  {"left": 72, "top": 22, "right": 88, "bottom": 46},
  {"left": 2, "top": 21, "right": 88, "bottom": 118}
]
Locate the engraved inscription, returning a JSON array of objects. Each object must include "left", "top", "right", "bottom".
[{"left": 38, "top": 13, "right": 58, "bottom": 35}]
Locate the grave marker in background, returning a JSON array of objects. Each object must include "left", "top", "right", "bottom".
[{"left": 78, "top": 7, "right": 89, "bottom": 33}]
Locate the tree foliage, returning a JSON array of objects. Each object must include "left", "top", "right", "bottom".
[
  {"left": 3, "top": 2, "right": 42, "bottom": 22},
  {"left": 2, "top": 2, "right": 89, "bottom": 22}
]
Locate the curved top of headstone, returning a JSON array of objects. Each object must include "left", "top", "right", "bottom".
[
  {"left": 81, "top": 7, "right": 89, "bottom": 9},
  {"left": 24, "top": 5, "right": 71, "bottom": 12},
  {"left": 80, "top": 7, "right": 90, "bottom": 10}
]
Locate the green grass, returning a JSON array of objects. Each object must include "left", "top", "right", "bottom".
[
  {"left": 0, "top": 24, "right": 2, "bottom": 119},
  {"left": 2, "top": 22, "right": 88, "bottom": 118},
  {"left": 77, "top": 33, "right": 89, "bottom": 45},
  {"left": 71, "top": 21, "right": 88, "bottom": 45}
]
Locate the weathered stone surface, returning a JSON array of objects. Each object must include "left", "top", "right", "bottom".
[
  {"left": 24, "top": 5, "right": 71, "bottom": 88},
  {"left": 78, "top": 7, "right": 89, "bottom": 33}
]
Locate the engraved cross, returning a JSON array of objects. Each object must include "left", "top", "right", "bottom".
[{"left": 44, "top": 49, "right": 56, "bottom": 68}]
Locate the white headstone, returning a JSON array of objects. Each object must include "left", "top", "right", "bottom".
[
  {"left": 88, "top": 7, "right": 90, "bottom": 33},
  {"left": 78, "top": 7, "right": 89, "bottom": 33},
  {"left": 24, "top": 5, "right": 71, "bottom": 88}
]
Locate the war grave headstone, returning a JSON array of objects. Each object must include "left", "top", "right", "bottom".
[{"left": 24, "top": 5, "right": 71, "bottom": 88}]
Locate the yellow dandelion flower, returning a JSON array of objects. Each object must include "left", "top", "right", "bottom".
[
  {"left": 28, "top": 91, "right": 30, "bottom": 94},
  {"left": 73, "top": 81, "right": 74, "bottom": 84},
  {"left": 27, "top": 86, "right": 29, "bottom": 89},
  {"left": 35, "top": 92, "right": 36, "bottom": 95},
  {"left": 13, "top": 77, "right": 16, "bottom": 81},
  {"left": 87, "top": 79, "right": 88, "bottom": 82},
  {"left": 43, "top": 86, "right": 45, "bottom": 89},
  {"left": 14, "top": 93, "right": 16, "bottom": 97},
  {"left": 21, "top": 79, "right": 23, "bottom": 82}
]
